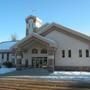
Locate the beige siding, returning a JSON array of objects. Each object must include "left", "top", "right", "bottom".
[{"left": 45, "top": 30, "right": 90, "bottom": 67}]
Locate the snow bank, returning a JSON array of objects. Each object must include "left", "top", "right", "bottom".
[
  {"left": 53, "top": 71, "right": 90, "bottom": 75},
  {"left": 0, "top": 68, "right": 16, "bottom": 74}
]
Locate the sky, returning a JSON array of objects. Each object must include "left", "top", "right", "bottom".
[{"left": 0, "top": 0, "right": 90, "bottom": 42}]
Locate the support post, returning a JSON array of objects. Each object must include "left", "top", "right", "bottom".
[
  {"left": 48, "top": 47, "right": 55, "bottom": 72},
  {"left": 16, "top": 49, "right": 22, "bottom": 70}
]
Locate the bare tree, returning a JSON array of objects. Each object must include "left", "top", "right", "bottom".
[{"left": 11, "top": 34, "right": 17, "bottom": 41}]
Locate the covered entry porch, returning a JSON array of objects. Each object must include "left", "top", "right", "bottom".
[{"left": 15, "top": 33, "right": 57, "bottom": 71}]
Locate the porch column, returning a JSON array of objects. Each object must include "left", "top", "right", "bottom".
[
  {"left": 48, "top": 47, "right": 55, "bottom": 72},
  {"left": 16, "top": 49, "right": 22, "bottom": 70}
]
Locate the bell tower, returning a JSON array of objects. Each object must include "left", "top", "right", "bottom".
[{"left": 25, "top": 15, "right": 42, "bottom": 36}]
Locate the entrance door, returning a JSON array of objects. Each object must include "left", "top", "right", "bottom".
[
  {"left": 25, "top": 59, "right": 28, "bottom": 67},
  {"left": 32, "top": 57, "right": 36, "bottom": 68},
  {"left": 32, "top": 57, "right": 47, "bottom": 68}
]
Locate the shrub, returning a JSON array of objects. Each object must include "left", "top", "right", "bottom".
[{"left": 3, "top": 61, "right": 13, "bottom": 68}]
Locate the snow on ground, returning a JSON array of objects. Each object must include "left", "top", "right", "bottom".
[
  {"left": 49, "top": 71, "right": 90, "bottom": 81},
  {"left": 53, "top": 71, "right": 90, "bottom": 75},
  {"left": 0, "top": 68, "right": 90, "bottom": 81},
  {"left": 0, "top": 68, "right": 16, "bottom": 74}
]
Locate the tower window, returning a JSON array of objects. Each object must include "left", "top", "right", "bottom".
[
  {"left": 26, "top": 28, "right": 29, "bottom": 36},
  {"left": 79, "top": 49, "right": 82, "bottom": 57},
  {"left": 62, "top": 50, "right": 65, "bottom": 58},
  {"left": 86, "top": 49, "right": 89, "bottom": 57},
  {"left": 68, "top": 50, "right": 71, "bottom": 58}
]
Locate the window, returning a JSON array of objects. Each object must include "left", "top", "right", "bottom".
[
  {"left": 2, "top": 53, "right": 4, "bottom": 59},
  {"left": 18, "top": 59, "right": 22, "bottom": 64},
  {"left": 68, "top": 50, "right": 71, "bottom": 58},
  {"left": 62, "top": 50, "right": 65, "bottom": 58},
  {"left": 32, "top": 48, "right": 38, "bottom": 54},
  {"left": 86, "top": 49, "right": 89, "bottom": 57},
  {"left": 79, "top": 49, "right": 82, "bottom": 57},
  {"left": 41, "top": 49, "right": 47, "bottom": 54},
  {"left": 7, "top": 53, "right": 9, "bottom": 61}
]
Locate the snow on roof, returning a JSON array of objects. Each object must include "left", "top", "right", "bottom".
[{"left": 0, "top": 41, "right": 17, "bottom": 51}]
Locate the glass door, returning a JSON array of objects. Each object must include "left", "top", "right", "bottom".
[
  {"left": 32, "top": 57, "right": 36, "bottom": 68},
  {"left": 36, "top": 58, "right": 40, "bottom": 68},
  {"left": 32, "top": 57, "right": 47, "bottom": 68},
  {"left": 42, "top": 57, "right": 47, "bottom": 68}
]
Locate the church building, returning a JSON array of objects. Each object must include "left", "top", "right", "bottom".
[{"left": 0, "top": 15, "right": 90, "bottom": 71}]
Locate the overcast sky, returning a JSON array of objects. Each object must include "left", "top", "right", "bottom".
[{"left": 0, "top": 0, "right": 90, "bottom": 42}]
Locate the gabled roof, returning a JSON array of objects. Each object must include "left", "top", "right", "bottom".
[
  {"left": 13, "top": 22, "right": 90, "bottom": 50},
  {"left": 38, "top": 23, "right": 90, "bottom": 41},
  {"left": 16, "top": 33, "right": 57, "bottom": 48}
]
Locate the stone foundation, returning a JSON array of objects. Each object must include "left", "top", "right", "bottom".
[
  {"left": 16, "top": 65, "right": 90, "bottom": 71},
  {"left": 55, "top": 66, "right": 90, "bottom": 71}
]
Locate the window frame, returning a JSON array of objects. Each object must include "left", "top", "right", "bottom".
[
  {"left": 32, "top": 48, "right": 38, "bottom": 54},
  {"left": 62, "top": 50, "right": 65, "bottom": 58},
  {"left": 79, "top": 49, "right": 82, "bottom": 57},
  {"left": 86, "top": 49, "right": 89, "bottom": 57},
  {"left": 41, "top": 49, "right": 47, "bottom": 54},
  {"left": 68, "top": 50, "right": 71, "bottom": 58}
]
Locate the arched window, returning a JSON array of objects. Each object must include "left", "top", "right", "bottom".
[
  {"left": 32, "top": 48, "right": 38, "bottom": 54},
  {"left": 41, "top": 49, "right": 47, "bottom": 54}
]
